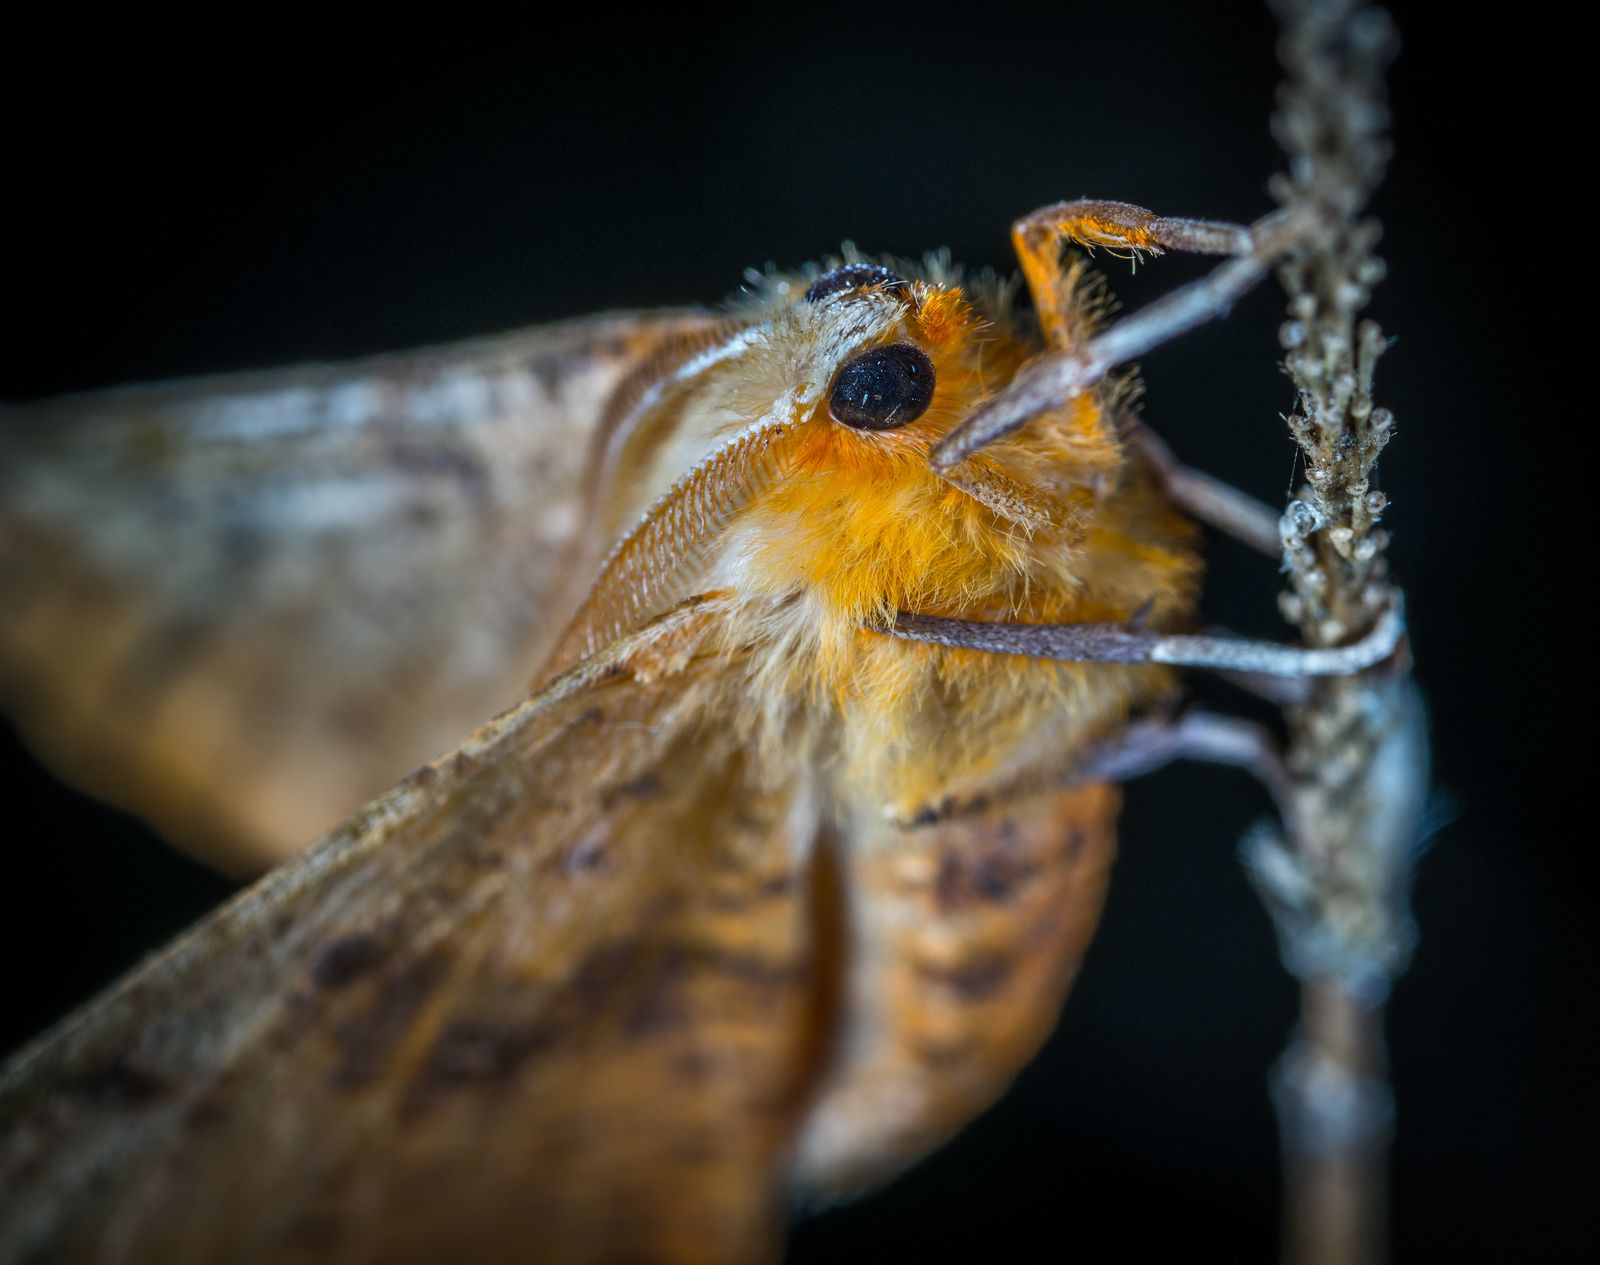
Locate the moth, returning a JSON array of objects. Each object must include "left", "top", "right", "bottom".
[{"left": 0, "top": 199, "right": 1398, "bottom": 1263}]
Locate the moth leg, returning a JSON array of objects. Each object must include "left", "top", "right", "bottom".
[
  {"left": 1212, "top": 667, "right": 1312, "bottom": 707},
  {"left": 1077, "top": 708, "right": 1295, "bottom": 820},
  {"left": 1127, "top": 423, "right": 1282, "bottom": 557},
  {"left": 1013, "top": 200, "right": 1253, "bottom": 348},
  {"left": 889, "top": 596, "right": 1404, "bottom": 678}
]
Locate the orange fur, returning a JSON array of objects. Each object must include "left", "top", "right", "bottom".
[{"left": 556, "top": 257, "right": 1201, "bottom": 819}]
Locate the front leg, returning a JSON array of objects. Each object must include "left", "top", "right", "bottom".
[{"left": 1013, "top": 200, "right": 1253, "bottom": 348}]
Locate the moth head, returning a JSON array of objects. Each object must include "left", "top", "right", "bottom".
[
  {"left": 549, "top": 255, "right": 1182, "bottom": 677},
  {"left": 727, "top": 262, "right": 1130, "bottom": 634}
]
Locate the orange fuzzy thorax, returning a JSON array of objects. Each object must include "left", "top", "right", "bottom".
[{"left": 561, "top": 267, "right": 1201, "bottom": 816}]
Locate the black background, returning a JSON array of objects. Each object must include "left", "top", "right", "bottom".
[{"left": 1, "top": 3, "right": 1576, "bottom": 1260}]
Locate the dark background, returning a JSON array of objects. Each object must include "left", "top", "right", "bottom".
[{"left": 1, "top": 4, "right": 1575, "bottom": 1260}]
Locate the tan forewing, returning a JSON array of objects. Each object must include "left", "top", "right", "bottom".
[
  {"left": 0, "top": 602, "right": 832, "bottom": 1265},
  {"left": 0, "top": 310, "right": 719, "bottom": 875}
]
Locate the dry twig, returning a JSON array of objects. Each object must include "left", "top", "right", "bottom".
[{"left": 1241, "top": 5, "right": 1428, "bottom": 1263}]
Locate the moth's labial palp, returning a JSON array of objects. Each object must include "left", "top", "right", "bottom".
[
  {"left": 804, "top": 264, "right": 906, "bottom": 303},
  {"left": 828, "top": 343, "right": 936, "bottom": 432}
]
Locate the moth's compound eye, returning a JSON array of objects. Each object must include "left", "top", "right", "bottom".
[
  {"left": 828, "top": 343, "right": 936, "bottom": 431},
  {"left": 804, "top": 264, "right": 906, "bottom": 303}
]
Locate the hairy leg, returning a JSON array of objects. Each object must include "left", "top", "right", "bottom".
[{"left": 1013, "top": 200, "right": 1252, "bottom": 348}]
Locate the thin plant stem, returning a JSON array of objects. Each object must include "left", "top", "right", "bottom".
[{"left": 1244, "top": 4, "right": 1427, "bottom": 1263}]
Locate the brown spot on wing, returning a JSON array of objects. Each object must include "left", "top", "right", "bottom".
[
  {"left": 309, "top": 934, "right": 387, "bottom": 989},
  {"left": 599, "top": 773, "right": 663, "bottom": 808},
  {"left": 917, "top": 954, "right": 1019, "bottom": 1002},
  {"left": 61, "top": 1057, "right": 165, "bottom": 1107},
  {"left": 934, "top": 817, "right": 1041, "bottom": 910},
  {"left": 330, "top": 951, "right": 453, "bottom": 1089}
]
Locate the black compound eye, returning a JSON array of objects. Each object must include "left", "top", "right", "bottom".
[
  {"left": 804, "top": 263, "right": 906, "bottom": 303},
  {"left": 828, "top": 343, "right": 936, "bottom": 431}
]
